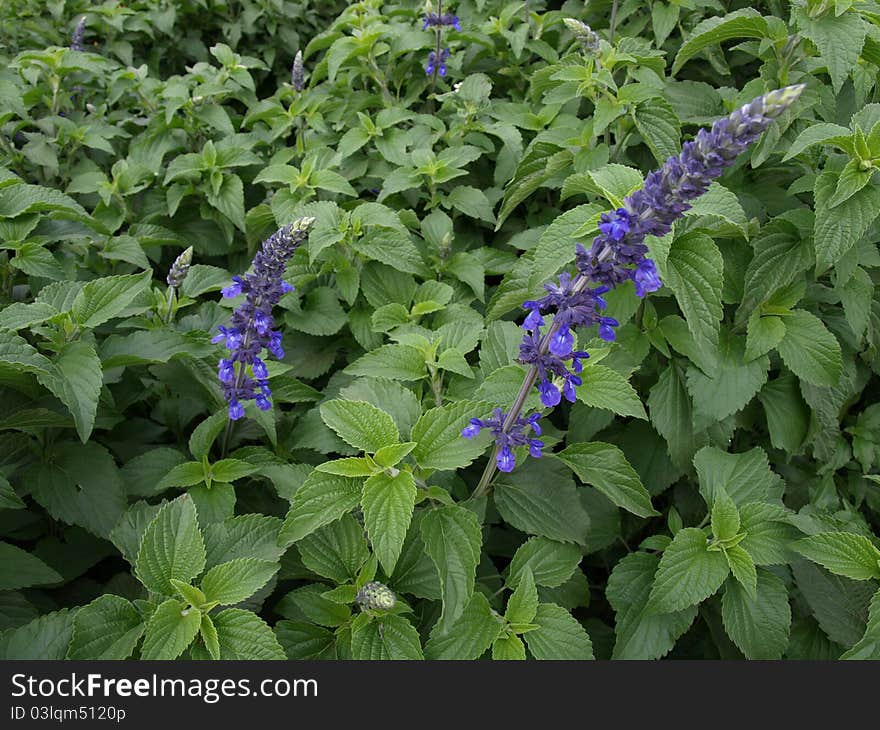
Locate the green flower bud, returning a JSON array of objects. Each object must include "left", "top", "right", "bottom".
[
  {"left": 355, "top": 581, "right": 397, "bottom": 612},
  {"left": 166, "top": 246, "right": 193, "bottom": 288}
]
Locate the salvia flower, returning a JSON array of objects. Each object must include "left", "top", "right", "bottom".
[
  {"left": 166, "top": 246, "right": 193, "bottom": 288},
  {"left": 563, "top": 18, "right": 600, "bottom": 55},
  {"left": 291, "top": 50, "right": 304, "bottom": 91},
  {"left": 464, "top": 85, "right": 805, "bottom": 481},
  {"left": 461, "top": 408, "right": 544, "bottom": 472},
  {"left": 356, "top": 581, "right": 397, "bottom": 612},
  {"left": 423, "top": 12, "right": 461, "bottom": 31},
  {"left": 70, "top": 16, "right": 86, "bottom": 52},
  {"left": 214, "top": 218, "right": 315, "bottom": 420},
  {"left": 576, "top": 85, "right": 806, "bottom": 292},
  {"left": 425, "top": 48, "right": 451, "bottom": 77}
]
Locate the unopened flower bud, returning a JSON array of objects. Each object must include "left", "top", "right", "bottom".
[
  {"left": 166, "top": 246, "right": 193, "bottom": 288},
  {"left": 355, "top": 581, "right": 397, "bottom": 612}
]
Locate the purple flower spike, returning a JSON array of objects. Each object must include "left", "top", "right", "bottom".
[
  {"left": 215, "top": 218, "right": 315, "bottom": 420},
  {"left": 577, "top": 86, "right": 806, "bottom": 291}
]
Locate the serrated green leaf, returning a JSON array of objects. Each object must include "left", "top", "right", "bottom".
[
  {"left": 794, "top": 532, "right": 880, "bottom": 581},
  {"left": 525, "top": 602, "right": 594, "bottom": 660},
  {"left": 319, "top": 399, "right": 399, "bottom": 453},
  {"left": 558, "top": 442, "right": 658, "bottom": 518},
  {"left": 647, "top": 528, "right": 730, "bottom": 614},
  {"left": 136, "top": 495, "right": 206, "bottom": 596},
  {"left": 420, "top": 504, "right": 483, "bottom": 632},
  {"left": 362, "top": 470, "right": 416, "bottom": 575},
  {"left": 722, "top": 569, "right": 791, "bottom": 659}
]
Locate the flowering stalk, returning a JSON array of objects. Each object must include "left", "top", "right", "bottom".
[
  {"left": 164, "top": 246, "right": 193, "bottom": 324},
  {"left": 424, "top": 1, "right": 459, "bottom": 80},
  {"left": 468, "top": 85, "right": 805, "bottom": 498},
  {"left": 291, "top": 50, "right": 305, "bottom": 92},
  {"left": 215, "top": 218, "right": 315, "bottom": 422},
  {"left": 70, "top": 17, "right": 86, "bottom": 52}
]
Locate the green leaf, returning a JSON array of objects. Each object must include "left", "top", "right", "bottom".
[
  {"left": 447, "top": 185, "right": 495, "bottom": 223},
  {"left": 71, "top": 272, "right": 151, "bottom": 329},
  {"left": 647, "top": 528, "right": 730, "bottom": 614},
  {"left": 607, "top": 552, "right": 698, "bottom": 660},
  {"left": 420, "top": 504, "right": 483, "bottom": 633},
  {"left": 200, "top": 558, "right": 279, "bottom": 605},
  {"left": 525, "top": 603, "right": 594, "bottom": 660},
  {"left": 278, "top": 471, "right": 363, "bottom": 545},
  {"left": 711, "top": 490, "right": 741, "bottom": 542},
  {"left": 757, "top": 374, "right": 810, "bottom": 454},
  {"left": 693, "top": 446, "right": 782, "bottom": 506},
  {"left": 424, "top": 592, "right": 503, "bottom": 660},
  {"left": 211, "top": 608, "right": 286, "bottom": 660},
  {"left": 205, "top": 173, "right": 246, "bottom": 231},
  {"left": 685, "top": 332, "right": 768, "bottom": 421},
  {"left": 200, "top": 614, "right": 220, "bottom": 660},
  {"left": 362, "top": 470, "right": 417, "bottom": 575},
  {"left": 794, "top": 532, "right": 880, "bottom": 581},
  {"left": 828, "top": 160, "right": 875, "bottom": 208},
  {"left": 350, "top": 614, "right": 424, "bottom": 660},
  {"left": 672, "top": 9, "right": 770, "bottom": 74},
  {"left": 725, "top": 545, "right": 757, "bottom": 599},
  {"left": 745, "top": 313, "right": 786, "bottom": 362},
  {"left": 0, "top": 183, "right": 88, "bottom": 219},
  {"left": 345, "top": 343, "right": 426, "bottom": 381},
  {"left": 796, "top": 7, "right": 866, "bottom": 92},
  {"left": 297, "top": 514, "right": 370, "bottom": 584},
  {"left": 412, "top": 400, "right": 492, "bottom": 471},
  {"left": 0, "top": 475, "right": 24, "bottom": 510},
  {"left": 319, "top": 399, "right": 399, "bottom": 453},
  {"left": 275, "top": 621, "right": 336, "bottom": 659},
  {"left": 783, "top": 122, "right": 852, "bottom": 161},
  {"left": 493, "top": 462, "right": 591, "bottom": 544},
  {"left": 664, "top": 233, "right": 723, "bottom": 364},
  {"left": 0, "top": 609, "right": 75, "bottom": 660},
  {"left": 0, "top": 330, "right": 51, "bottom": 374},
  {"left": 67, "top": 595, "right": 144, "bottom": 660},
  {"left": 529, "top": 204, "right": 602, "bottom": 288},
  {"left": 558, "top": 442, "right": 658, "bottom": 518},
  {"left": 575, "top": 364, "right": 647, "bottom": 419},
  {"left": 506, "top": 568, "right": 538, "bottom": 625},
  {"left": 286, "top": 286, "right": 347, "bottom": 336},
  {"left": 140, "top": 599, "right": 201, "bottom": 660},
  {"left": 722, "top": 569, "right": 791, "bottom": 659},
  {"left": 0, "top": 542, "right": 62, "bottom": 590},
  {"left": 632, "top": 97, "right": 681, "bottom": 164},
  {"left": 507, "top": 537, "right": 582, "bottom": 589},
  {"left": 37, "top": 341, "right": 102, "bottom": 443},
  {"left": 492, "top": 634, "right": 526, "bottom": 660},
  {"left": 136, "top": 495, "right": 207, "bottom": 596},
  {"left": 776, "top": 309, "right": 842, "bottom": 387},
  {"left": 813, "top": 170, "right": 880, "bottom": 271},
  {"left": 29, "top": 442, "right": 126, "bottom": 540}
]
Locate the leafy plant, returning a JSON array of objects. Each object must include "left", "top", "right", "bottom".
[{"left": 1, "top": 0, "right": 879, "bottom": 661}]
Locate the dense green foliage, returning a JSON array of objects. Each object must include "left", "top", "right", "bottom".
[{"left": 0, "top": 0, "right": 879, "bottom": 660}]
